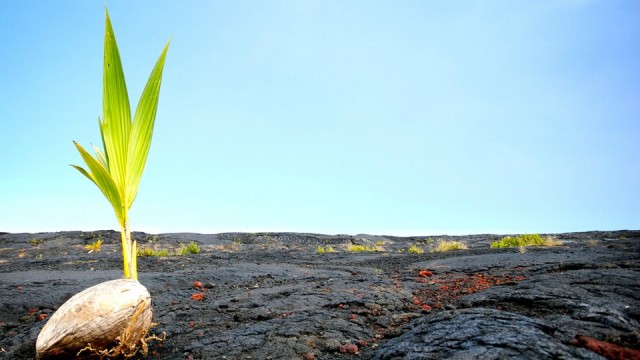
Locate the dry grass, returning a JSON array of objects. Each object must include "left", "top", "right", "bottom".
[
  {"left": 345, "top": 243, "right": 383, "bottom": 252},
  {"left": 432, "top": 240, "right": 468, "bottom": 252},
  {"left": 316, "top": 245, "right": 336, "bottom": 253},
  {"left": 84, "top": 239, "right": 103, "bottom": 253},
  {"left": 543, "top": 236, "right": 564, "bottom": 246},
  {"left": 137, "top": 241, "right": 201, "bottom": 257}
]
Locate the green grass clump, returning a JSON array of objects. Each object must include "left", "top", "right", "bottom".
[
  {"left": 432, "top": 240, "right": 468, "bottom": 252},
  {"left": 30, "top": 238, "right": 44, "bottom": 246},
  {"left": 346, "top": 243, "right": 383, "bottom": 252},
  {"left": 316, "top": 245, "right": 336, "bottom": 253},
  {"left": 138, "top": 241, "right": 201, "bottom": 257},
  {"left": 407, "top": 244, "right": 424, "bottom": 254},
  {"left": 179, "top": 241, "right": 201, "bottom": 255},
  {"left": 137, "top": 247, "right": 169, "bottom": 257},
  {"left": 490, "top": 234, "right": 553, "bottom": 249}
]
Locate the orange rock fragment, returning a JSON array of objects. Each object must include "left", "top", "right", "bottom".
[
  {"left": 339, "top": 343, "right": 359, "bottom": 354},
  {"left": 191, "top": 293, "right": 205, "bottom": 301},
  {"left": 574, "top": 335, "right": 640, "bottom": 360}
]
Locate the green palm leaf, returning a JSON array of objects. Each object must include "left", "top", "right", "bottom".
[
  {"left": 72, "top": 142, "right": 124, "bottom": 223},
  {"left": 102, "top": 11, "right": 131, "bottom": 195},
  {"left": 71, "top": 8, "right": 169, "bottom": 280},
  {"left": 125, "top": 42, "right": 170, "bottom": 207}
]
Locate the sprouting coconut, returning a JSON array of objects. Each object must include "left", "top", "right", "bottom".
[
  {"left": 36, "top": 8, "right": 169, "bottom": 359},
  {"left": 36, "top": 279, "right": 152, "bottom": 359}
]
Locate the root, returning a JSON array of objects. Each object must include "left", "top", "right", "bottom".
[
  {"left": 76, "top": 300, "right": 164, "bottom": 359},
  {"left": 76, "top": 330, "right": 166, "bottom": 359}
]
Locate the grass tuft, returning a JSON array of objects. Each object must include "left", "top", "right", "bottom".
[
  {"left": 138, "top": 241, "right": 201, "bottom": 257},
  {"left": 490, "top": 234, "right": 563, "bottom": 249},
  {"left": 543, "top": 236, "right": 563, "bottom": 246},
  {"left": 432, "top": 240, "right": 468, "bottom": 252},
  {"left": 84, "top": 239, "right": 103, "bottom": 253},
  {"left": 407, "top": 244, "right": 424, "bottom": 254},
  {"left": 30, "top": 238, "right": 44, "bottom": 246},
  {"left": 491, "top": 234, "right": 543, "bottom": 248},
  {"left": 230, "top": 237, "right": 242, "bottom": 251},
  {"left": 345, "top": 243, "right": 383, "bottom": 252},
  {"left": 179, "top": 241, "right": 201, "bottom": 255},
  {"left": 316, "top": 245, "right": 336, "bottom": 253},
  {"left": 137, "top": 247, "right": 169, "bottom": 257}
]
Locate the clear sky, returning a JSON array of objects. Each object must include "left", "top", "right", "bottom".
[{"left": 1, "top": 1, "right": 638, "bottom": 235}]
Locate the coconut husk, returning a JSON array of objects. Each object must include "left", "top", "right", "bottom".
[{"left": 36, "top": 278, "right": 153, "bottom": 359}]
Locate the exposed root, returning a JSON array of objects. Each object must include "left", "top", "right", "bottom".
[
  {"left": 143, "top": 331, "right": 167, "bottom": 353},
  {"left": 76, "top": 300, "right": 164, "bottom": 359},
  {"left": 76, "top": 330, "right": 166, "bottom": 359}
]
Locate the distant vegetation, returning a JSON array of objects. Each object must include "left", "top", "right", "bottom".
[
  {"left": 346, "top": 243, "right": 383, "bottom": 252},
  {"left": 137, "top": 241, "right": 201, "bottom": 257},
  {"left": 231, "top": 237, "right": 242, "bottom": 250},
  {"left": 179, "top": 241, "right": 201, "bottom": 255},
  {"left": 490, "top": 234, "right": 563, "bottom": 249},
  {"left": 407, "top": 244, "right": 425, "bottom": 254},
  {"left": 84, "top": 238, "right": 103, "bottom": 253},
  {"left": 137, "top": 247, "right": 169, "bottom": 257},
  {"left": 316, "top": 245, "right": 336, "bottom": 253},
  {"left": 30, "top": 238, "right": 45, "bottom": 246},
  {"left": 432, "top": 240, "right": 468, "bottom": 252}
]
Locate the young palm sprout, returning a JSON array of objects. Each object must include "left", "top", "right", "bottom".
[
  {"left": 72, "top": 10, "right": 169, "bottom": 280},
  {"left": 36, "top": 9, "right": 169, "bottom": 359}
]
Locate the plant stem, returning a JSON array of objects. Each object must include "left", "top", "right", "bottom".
[
  {"left": 120, "top": 226, "right": 130, "bottom": 279},
  {"left": 120, "top": 222, "right": 137, "bottom": 280}
]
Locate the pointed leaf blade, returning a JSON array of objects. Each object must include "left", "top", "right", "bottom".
[
  {"left": 70, "top": 164, "right": 97, "bottom": 186},
  {"left": 93, "top": 144, "right": 108, "bottom": 169},
  {"left": 102, "top": 9, "right": 131, "bottom": 195},
  {"left": 98, "top": 116, "right": 109, "bottom": 167},
  {"left": 125, "top": 41, "right": 170, "bottom": 206},
  {"left": 73, "top": 141, "right": 125, "bottom": 224}
]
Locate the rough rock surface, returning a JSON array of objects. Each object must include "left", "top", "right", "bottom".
[
  {"left": 1, "top": 230, "right": 639, "bottom": 359},
  {"left": 372, "top": 308, "right": 603, "bottom": 359}
]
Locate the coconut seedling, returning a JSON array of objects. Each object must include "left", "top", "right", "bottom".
[{"left": 36, "top": 8, "right": 169, "bottom": 359}]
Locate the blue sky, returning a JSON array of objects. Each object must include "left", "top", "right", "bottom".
[{"left": 1, "top": 1, "right": 638, "bottom": 235}]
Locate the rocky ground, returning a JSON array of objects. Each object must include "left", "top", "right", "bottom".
[{"left": 1, "top": 230, "right": 639, "bottom": 359}]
